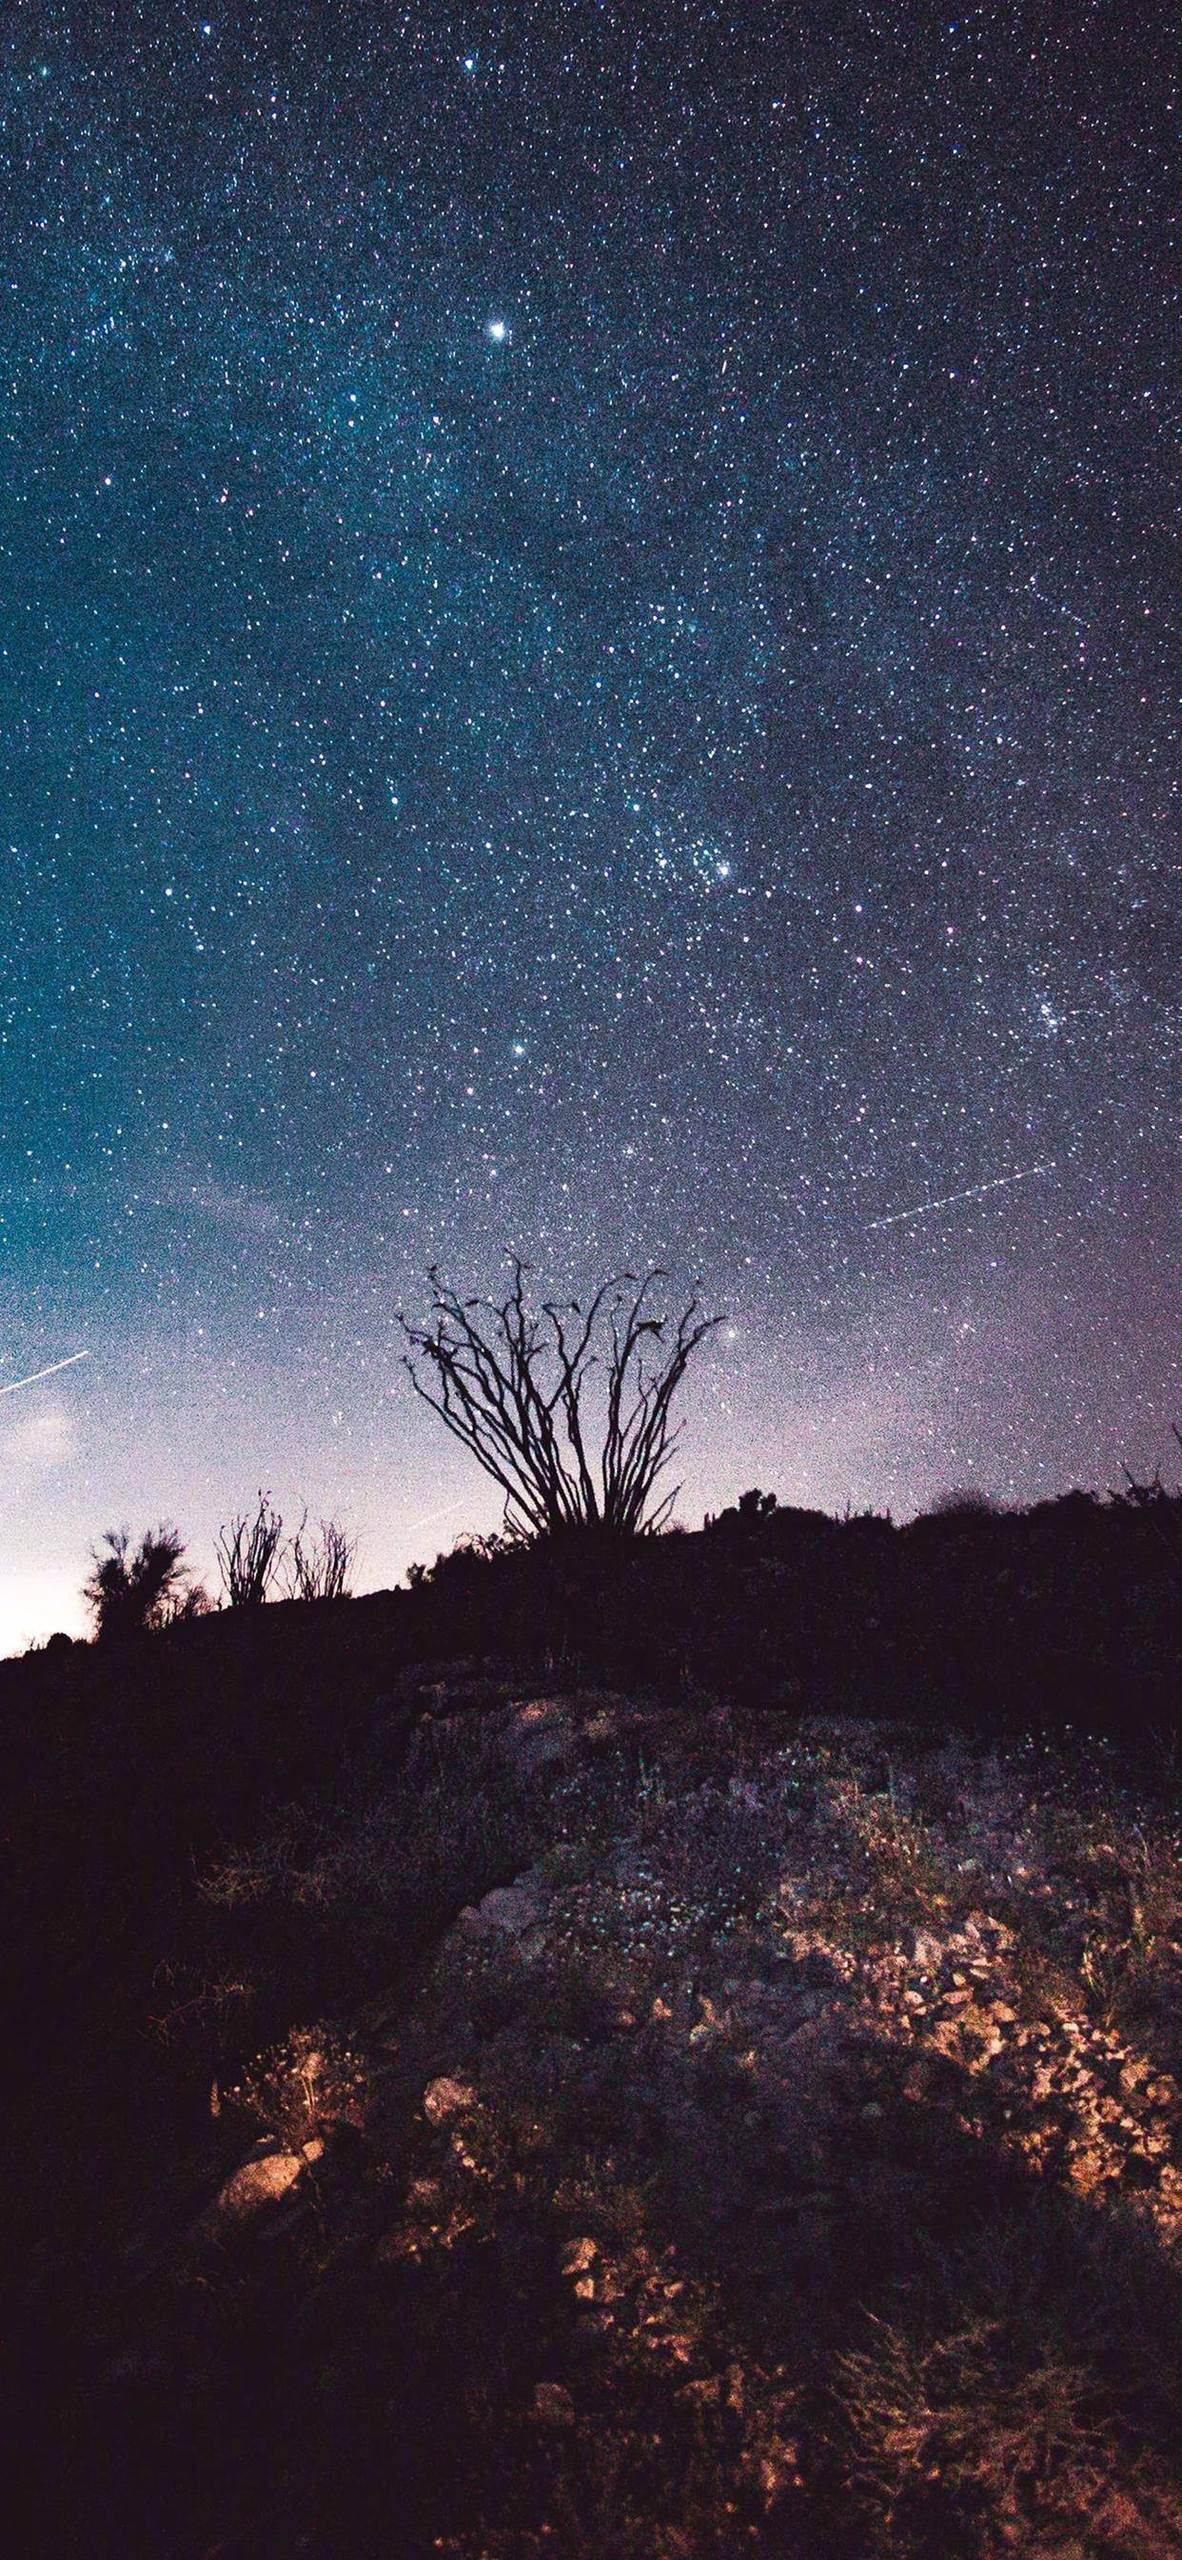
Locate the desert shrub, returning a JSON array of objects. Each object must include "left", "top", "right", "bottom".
[
  {"left": 1110, "top": 1463, "right": 1182, "bottom": 1581},
  {"left": 834, "top": 2311, "right": 1108, "bottom": 2548},
  {"left": 286, "top": 1514, "right": 357, "bottom": 1600},
  {"left": 707, "top": 1487, "right": 779, "bottom": 1530},
  {"left": 197, "top": 1800, "right": 326, "bottom": 1910},
  {"left": 225, "top": 2023, "right": 369, "bottom": 2146},
  {"left": 926, "top": 1486, "right": 1004, "bottom": 1520},
  {"left": 818, "top": 1762, "right": 954, "bottom": 1934},
  {"left": 829, "top": 2203, "right": 1182, "bottom": 2556},
  {"left": 83, "top": 1524, "right": 208, "bottom": 1639},
  {"left": 407, "top": 1529, "right": 518, "bottom": 1589},
  {"left": 216, "top": 1490, "right": 285, "bottom": 1606},
  {"left": 401, "top": 1258, "right": 720, "bottom": 1538},
  {"left": 1065, "top": 1822, "right": 1182, "bottom": 2056}
]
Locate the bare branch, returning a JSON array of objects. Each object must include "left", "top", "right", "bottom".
[
  {"left": 286, "top": 1515, "right": 357, "bottom": 1601},
  {"left": 400, "top": 1260, "right": 722, "bottom": 1540},
  {"left": 216, "top": 1492, "right": 285, "bottom": 1608}
]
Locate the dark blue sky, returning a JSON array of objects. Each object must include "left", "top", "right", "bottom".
[{"left": 2, "top": 2, "right": 1177, "bottom": 1643}]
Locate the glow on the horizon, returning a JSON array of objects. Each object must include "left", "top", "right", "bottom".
[{"left": 0, "top": 1567, "right": 86, "bottom": 1659}]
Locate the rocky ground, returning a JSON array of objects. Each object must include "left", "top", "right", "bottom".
[{"left": 105, "top": 1690, "right": 1180, "bottom": 2560}]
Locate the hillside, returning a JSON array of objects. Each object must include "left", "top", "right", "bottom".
[{"left": 3, "top": 1494, "right": 1180, "bottom": 2557}]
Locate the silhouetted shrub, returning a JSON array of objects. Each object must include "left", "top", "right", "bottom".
[
  {"left": 707, "top": 1487, "right": 779, "bottom": 1529},
  {"left": 216, "top": 1491, "right": 285, "bottom": 1607},
  {"left": 286, "top": 1515, "right": 358, "bottom": 1601},
  {"left": 927, "top": 1487, "right": 1004, "bottom": 1519},
  {"left": 406, "top": 1529, "right": 517, "bottom": 1591},
  {"left": 400, "top": 1258, "right": 721, "bottom": 1538},
  {"left": 83, "top": 1524, "right": 208, "bottom": 1640},
  {"left": 1110, "top": 1453, "right": 1182, "bottom": 1578}
]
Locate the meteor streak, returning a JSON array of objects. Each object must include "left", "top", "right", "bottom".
[
  {"left": 0, "top": 1350, "right": 90, "bottom": 1397},
  {"left": 1023, "top": 578, "right": 1089, "bottom": 634},
  {"left": 867, "top": 1164, "right": 1054, "bottom": 1231},
  {"left": 403, "top": 1494, "right": 469, "bottom": 1537}
]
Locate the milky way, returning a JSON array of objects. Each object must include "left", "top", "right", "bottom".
[{"left": 1, "top": 3, "right": 1177, "bottom": 1643}]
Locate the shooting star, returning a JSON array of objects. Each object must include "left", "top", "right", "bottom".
[
  {"left": 0, "top": 1350, "right": 90, "bottom": 1397},
  {"left": 867, "top": 1164, "right": 1055, "bottom": 1232},
  {"left": 402, "top": 1495, "right": 469, "bottom": 1537},
  {"left": 1022, "top": 578, "right": 1089, "bottom": 634}
]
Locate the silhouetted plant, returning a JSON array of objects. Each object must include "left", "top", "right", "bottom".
[
  {"left": 400, "top": 1258, "right": 721, "bottom": 1539},
  {"left": 216, "top": 1492, "right": 285, "bottom": 1607},
  {"left": 1112, "top": 1437, "right": 1182, "bottom": 1578},
  {"left": 708, "top": 1487, "right": 779, "bottom": 1530},
  {"left": 405, "top": 1530, "right": 513, "bottom": 1590},
  {"left": 286, "top": 1514, "right": 357, "bottom": 1601},
  {"left": 225, "top": 2025, "right": 369, "bottom": 2147},
  {"left": 84, "top": 1524, "right": 207, "bottom": 1640}
]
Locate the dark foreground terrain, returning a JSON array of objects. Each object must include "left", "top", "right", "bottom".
[{"left": 3, "top": 1493, "right": 1180, "bottom": 2557}]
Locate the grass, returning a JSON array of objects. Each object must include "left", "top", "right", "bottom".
[{"left": 828, "top": 2194, "right": 1182, "bottom": 2557}]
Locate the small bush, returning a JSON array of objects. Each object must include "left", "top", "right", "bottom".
[
  {"left": 286, "top": 1514, "right": 357, "bottom": 1601},
  {"left": 927, "top": 1487, "right": 1004, "bottom": 1520},
  {"left": 225, "top": 2024, "right": 369, "bottom": 2147},
  {"left": 83, "top": 1524, "right": 208, "bottom": 1639},
  {"left": 216, "top": 1491, "right": 285, "bottom": 1607}
]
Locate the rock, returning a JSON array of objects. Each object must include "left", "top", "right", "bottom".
[
  {"left": 781, "top": 1940, "right": 838, "bottom": 1988},
  {"left": 462, "top": 1877, "right": 544, "bottom": 1936},
  {"left": 782, "top": 2008, "right": 843, "bottom": 2070},
  {"left": 532, "top": 2381, "right": 575, "bottom": 2426},
  {"left": 679, "top": 2373, "right": 724, "bottom": 2409},
  {"left": 561, "top": 2235, "right": 599, "bottom": 2276},
  {"left": 786, "top": 1989, "right": 823, "bottom": 2023},
  {"left": 423, "top": 2075, "right": 477, "bottom": 2124},
  {"left": 757, "top": 2435, "right": 802, "bottom": 2504},
  {"left": 210, "top": 2140, "right": 322, "bottom": 2225},
  {"left": 504, "top": 1699, "right": 578, "bottom": 1778}
]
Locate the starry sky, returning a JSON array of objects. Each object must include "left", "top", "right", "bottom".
[{"left": 2, "top": 1, "right": 1178, "bottom": 1649}]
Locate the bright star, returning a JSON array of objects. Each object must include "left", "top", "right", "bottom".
[{"left": 486, "top": 318, "right": 509, "bottom": 344}]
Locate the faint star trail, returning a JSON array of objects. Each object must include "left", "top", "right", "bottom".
[
  {"left": 402, "top": 1495, "right": 470, "bottom": 1537},
  {"left": 867, "top": 1166, "right": 1055, "bottom": 1231},
  {"left": 0, "top": 1351, "right": 90, "bottom": 1397}
]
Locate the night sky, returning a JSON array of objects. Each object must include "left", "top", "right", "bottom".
[{"left": 2, "top": 2, "right": 1178, "bottom": 1649}]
